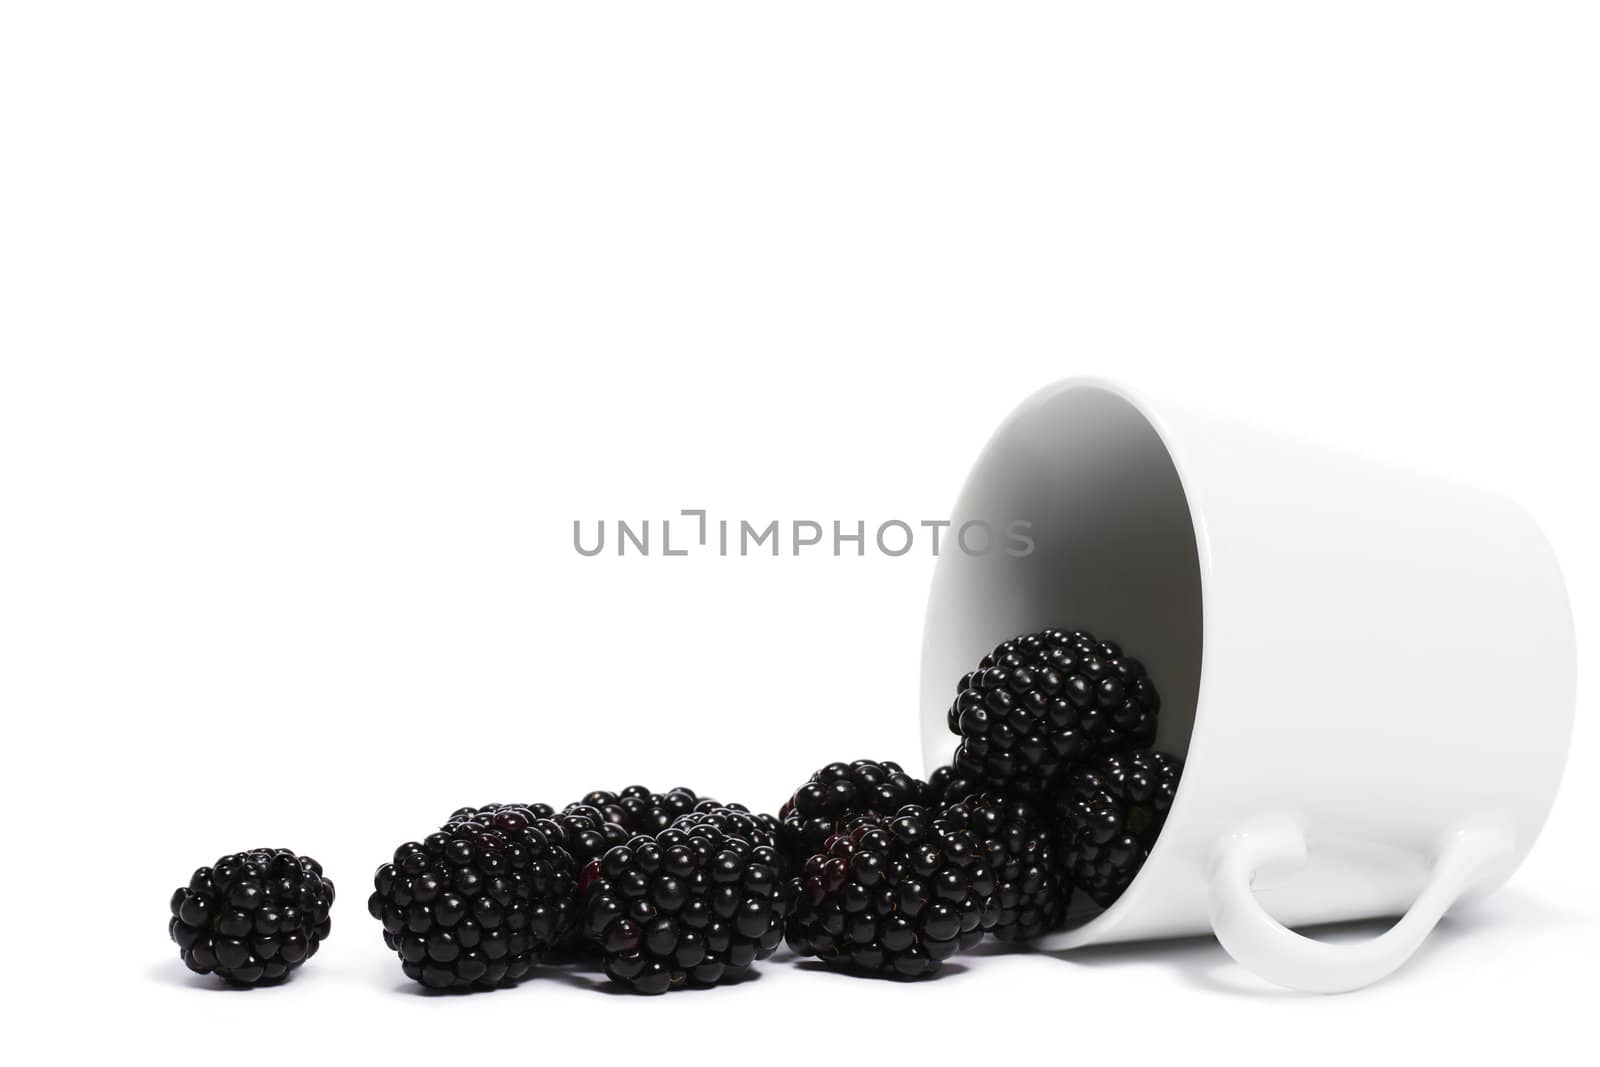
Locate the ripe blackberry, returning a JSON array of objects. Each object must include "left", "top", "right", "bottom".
[
  {"left": 368, "top": 803, "right": 577, "bottom": 990},
  {"left": 947, "top": 629, "right": 1160, "bottom": 797},
  {"left": 579, "top": 786, "right": 706, "bottom": 836},
  {"left": 777, "top": 760, "right": 928, "bottom": 868},
  {"left": 168, "top": 848, "right": 334, "bottom": 985},
  {"left": 784, "top": 806, "right": 993, "bottom": 978},
  {"left": 1053, "top": 750, "right": 1183, "bottom": 908},
  {"left": 934, "top": 794, "right": 1066, "bottom": 940},
  {"left": 579, "top": 819, "right": 791, "bottom": 994}
]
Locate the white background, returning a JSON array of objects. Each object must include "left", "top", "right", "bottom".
[{"left": 2, "top": 2, "right": 1595, "bottom": 1062}]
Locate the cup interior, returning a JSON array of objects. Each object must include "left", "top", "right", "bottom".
[{"left": 919, "top": 381, "right": 1204, "bottom": 926}]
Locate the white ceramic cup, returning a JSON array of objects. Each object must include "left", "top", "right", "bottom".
[{"left": 919, "top": 378, "right": 1575, "bottom": 992}]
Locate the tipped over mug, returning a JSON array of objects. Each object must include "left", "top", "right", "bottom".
[{"left": 919, "top": 377, "right": 1575, "bottom": 992}]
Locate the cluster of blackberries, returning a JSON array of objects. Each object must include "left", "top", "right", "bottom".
[
  {"left": 166, "top": 627, "right": 1184, "bottom": 993},
  {"left": 365, "top": 788, "right": 792, "bottom": 995},
  {"left": 777, "top": 761, "right": 1066, "bottom": 978},
  {"left": 782, "top": 628, "right": 1183, "bottom": 979},
  {"left": 944, "top": 629, "right": 1182, "bottom": 915}
]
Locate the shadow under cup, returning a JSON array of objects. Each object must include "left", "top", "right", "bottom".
[{"left": 919, "top": 383, "right": 1205, "bottom": 930}]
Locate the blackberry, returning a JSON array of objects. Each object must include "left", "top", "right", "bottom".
[
  {"left": 947, "top": 629, "right": 1159, "bottom": 797},
  {"left": 368, "top": 803, "right": 577, "bottom": 990},
  {"left": 1053, "top": 750, "right": 1182, "bottom": 908},
  {"left": 934, "top": 794, "right": 1066, "bottom": 940},
  {"left": 579, "top": 819, "right": 791, "bottom": 994},
  {"left": 777, "top": 760, "right": 928, "bottom": 868},
  {"left": 785, "top": 806, "right": 993, "bottom": 978},
  {"left": 168, "top": 848, "right": 334, "bottom": 985}
]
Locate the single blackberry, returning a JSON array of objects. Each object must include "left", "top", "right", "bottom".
[
  {"left": 777, "top": 760, "right": 928, "bottom": 868},
  {"left": 169, "top": 848, "right": 334, "bottom": 985},
  {"left": 784, "top": 805, "right": 993, "bottom": 978},
  {"left": 947, "top": 629, "right": 1159, "bottom": 797},
  {"left": 579, "top": 786, "right": 706, "bottom": 836},
  {"left": 934, "top": 794, "right": 1066, "bottom": 940},
  {"left": 926, "top": 763, "right": 980, "bottom": 807},
  {"left": 368, "top": 803, "right": 577, "bottom": 990},
  {"left": 1053, "top": 750, "right": 1182, "bottom": 908},
  {"left": 579, "top": 819, "right": 791, "bottom": 994}
]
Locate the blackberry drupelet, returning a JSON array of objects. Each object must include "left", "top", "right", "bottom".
[
  {"left": 777, "top": 760, "right": 928, "bottom": 868},
  {"left": 169, "top": 848, "right": 334, "bottom": 985},
  {"left": 947, "top": 628, "right": 1160, "bottom": 797},
  {"left": 1053, "top": 750, "right": 1182, "bottom": 908},
  {"left": 934, "top": 794, "right": 1066, "bottom": 940},
  {"left": 368, "top": 803, "right": 577, "bottom": 990},
  {"left": 785, "top": 805, "right": 994, "bottom": 978},
  {"left": 579, "top": 818, "right": 791, "bottom": 994}
]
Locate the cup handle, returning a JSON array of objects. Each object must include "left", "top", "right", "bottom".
[{"left": 1206, "top": 813, "right": 1515, "bottom": 993}]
